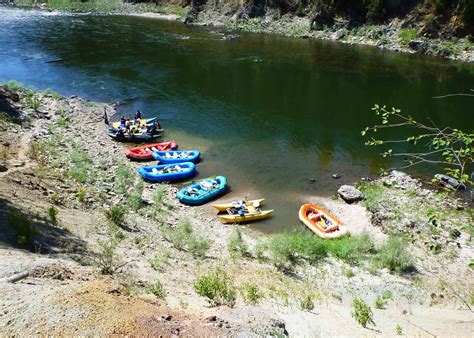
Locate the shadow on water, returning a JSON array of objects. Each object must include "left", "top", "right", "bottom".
[{"left": 0, "top": 197, "right": 87, "bottom": 255}]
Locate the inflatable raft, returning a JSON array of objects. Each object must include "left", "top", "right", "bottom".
[
  {"left": 126, "top": 141, "right": 178, "bottom": 160},
  {"left": 110, "top": 116, "right": 158, "bottom": 131},
  {"left": 177, "top": 176, "right": 227, "bottom": 205},
  {"left": 214, "top": 199, "right": 273, "bottom": 224},
  {"left": 138, "top": 162, "right": 196, "bottom": 183},
  {"left": 299, "top": 203, "right": 348, "bottom": 239},
  {"left": 152, "top": 150, "right": 200, "bottom": 164},
  {"left": 108, "top": 128, "right": 163, "bottom": 143}
]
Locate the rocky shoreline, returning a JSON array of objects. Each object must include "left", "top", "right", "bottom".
[
  {"left": 4, "top": 2, "right": 474, "bottom": 62},
  {"left": 0, "top": 84, "right": 473, "bottom": 335}
]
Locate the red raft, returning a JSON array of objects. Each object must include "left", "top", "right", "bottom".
[{"left": 126, "top": 141, "right": 178, "bottom": 160}]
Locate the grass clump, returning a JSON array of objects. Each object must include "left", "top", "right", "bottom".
[
  {"left": 146, "top": 280, "right": 166, "bottom": 299},
  {"left": 240, "top": 282, "right": 262, "bottom": 304},
  {"left": 374, "top": 295, "right": 387, "bottom": 309},
  {"left": 127, "top": 180, "right": 144, "bottom": 211},
  {"left": 161, "top": 219, "right": 210, "bottom": 258},
  {"left": 47, "top": 205, "right": 59, "bottom": 226},
  {"left": 69, "top": 149, "right": 95, "bottom": 184},
  {"left": 95, "top": 237, "right": 119, "bottom": 274},
  {"left": 115, "top": 162, "right": 135, "bottom": 194},
  {"left": 299, "top": 294, "right": 315, "bottom": 311},
  {"left": 352, "top": 297, "right": 376, "bottom": 328},
  {"left": 399, "top": 28, "right": 418, "bottom": 43},
  {"left": 357, "top": 182, "right": 385, "bottom": 212},
  {"left": 265, "top": 231, "right": 375, "bottom": 271},
  {"left": 104, "top": 205, "right": 127, "bottom": 226},
  {"left": 5, "top": 80, "right": 24, "bottom": 91},
  {"left": 6, "top": 209, "right": 37, "bottom": 247},
  {"left": 228, "top": 228, "right": 249, "bottom": 259},
  {"left": 194, "top": 267, "right": 236, "bottom": 307},
  {"left": 372, "top": 236, "right": 415, "bottom": 274},
  {"left": 149, "top": 249, "right": 171, "bottom": 271}
]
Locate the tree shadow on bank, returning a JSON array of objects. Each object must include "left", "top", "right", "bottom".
[{"left": 0, "top": 197, "right": 87, "bottom": 255}]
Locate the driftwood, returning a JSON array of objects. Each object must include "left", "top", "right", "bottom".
[{"left": 0, "top": 271, "right": 29, "bottom": 283}]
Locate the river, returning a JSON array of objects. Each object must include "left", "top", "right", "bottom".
[{"left": 1, "top": 7, "right": 472, "bottom": 231}]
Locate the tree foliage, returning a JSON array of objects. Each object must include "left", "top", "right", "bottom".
[{"left": 362, "top": 104, "right": 473, "bottom": 186}]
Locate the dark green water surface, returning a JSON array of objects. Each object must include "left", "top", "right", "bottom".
[{"left": 1, "top": 7, "right": 472, "bottom": 231}]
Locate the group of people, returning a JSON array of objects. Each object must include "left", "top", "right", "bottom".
[{"left": 117, "top": 110, "right": 161, "bottom": 136}]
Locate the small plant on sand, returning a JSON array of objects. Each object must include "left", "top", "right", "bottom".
[
  {"left": 343, "top": 267, "right": 355, "bottom": 278},
  {"left": 76, "top": 187, "right": 87, "bottom": 203},
  {"left": 161, "top": 218, "right": 210, "bottom": 258},
  {"left": 395, "top": 324, "right": 403, "bottom": 335},
  {"left": 6, "top": 209, "right": 37, "bottom": 247},
  {"left": 228, "top": 228, "right": 249, "bottom": 259},
  {"left": 299, "top": 294, "right": 315, "bottom": 311},
  {"left": 107, "top": 223, "right": 125, "bottom": 242},
  {"left": 372, "top": 236, "right": 415, "bottom": 274},
  {"left": 352, "top": 297, "right": 376, "bottom": 328},
  {"left": 115, "top": 162, "right": 135, "bottom": 194},
  {"left": 374, "top": 295, "right": 387, "bottom": 309},
  {"left": 95, "top": 237, "right": 121, "bottom": 274},
  {"left": 24, "top": 92, "right": 41, "bottom": 110},
  {"left": 104, "top": 205, "right": 127, "bottom": 226},
  {"left": 69, "top": 149, "right": 95, "bottom": 184},
  {"left": 146, "top": 280, "right": 166, "bottom": 299},
  {"left": 127, "top": 181, "right": 144, "bottom": 211},
  {"left": 149, "top": 249, "right": 171, "bottom": 271},
  {"left": 240, "top": 282, "right": 262, "bottom": 304},
  {"left": 194, "top": 267, "right": 236, "bottom": 307},
  {"left": 47, "top": 205, "right": 59, "bottom": 226}
]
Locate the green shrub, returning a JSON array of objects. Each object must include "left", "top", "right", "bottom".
[
  {"left": 372, "top": 236, "right": 415, "bottom": 274},
  {"left": 107, "top": 223, "right": 125, "bottom": 242},
  {"left": 240, "top": 282, "right": 262, "bottom": 304},
  {"left": 95, "top": 238, "right": 119, "bottom": 274},
  {"left": 146, "top": 280, "right": 166, "bottom": 299},
  {"left": 399, "top": 28, "right": 419, "bottom": 43},
  {"left": 47, "top": 205, "right": 59, "bottom": 226},
  {"left": 161, "top": 219, "right": 210, "bottom": 258},
  {"left": 326, "top": 232, "right": 375, "bottom": 264},
  {"left": 104, "top": 205, "right": 127, "bottom": 226},
  {"left": 194, "top": 268, "right": 236, "bottom": 307},
  {"left": 6, "top": 209, "right": 37, "bottom": 247},
  {"left": 300, "top": 294, "right": 315, "bottom": 311},
  {"left": 352, "top": 297, "right": 376, "bottom": 328},
  {"left": 228, "top": 228, "right": 249, "bottom": 259}
]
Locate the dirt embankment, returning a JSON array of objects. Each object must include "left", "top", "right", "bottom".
[{"left": 0, "top": 84, "right": 473, "bottom": 336}]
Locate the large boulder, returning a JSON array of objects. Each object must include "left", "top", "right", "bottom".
[
  {"left": 338, "top": 185, "right": 363, "bottom": 203},
  {"left": 0, "top": 85, "right": 22, "bottom": 121}
]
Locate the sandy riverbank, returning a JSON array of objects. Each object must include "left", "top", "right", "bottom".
[{"left": 0, "top": 84, "right": 472, "bottom": 335}]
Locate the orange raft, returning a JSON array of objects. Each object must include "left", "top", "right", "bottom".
[
  {"left": 298, "top": 203, "right": 348, "bottom": 239},
  {"left": 126, "top": 141, "right": 178, "bottom": 161}
]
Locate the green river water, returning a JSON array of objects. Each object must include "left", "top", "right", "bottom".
[{"left": 0, "top": 7, "right": 472, "bottom": 231}]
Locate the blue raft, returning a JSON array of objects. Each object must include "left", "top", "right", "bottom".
[
  {"left": 138, "top": 162, "right": 196, "bottom": 183},
  {"left": 152, "top": 150, "right": 200, "bottom": 164},
  {"left": 177, "top": 176, "right": 228, "bottom": 205}
]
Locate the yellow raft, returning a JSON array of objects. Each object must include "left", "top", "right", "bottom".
[{"left": 213, "top": 199, "right": 274, "bottom": 224}]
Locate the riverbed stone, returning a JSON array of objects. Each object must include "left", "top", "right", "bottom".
[
  {"left": 338, "top": 185, "right": 363, "bottom": 203},
  {"left": 0, "top": 160, "right": 7, "bottom": 172}
]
